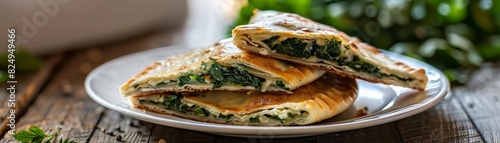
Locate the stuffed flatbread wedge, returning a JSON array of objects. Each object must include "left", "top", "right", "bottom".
[
  {"left": 120, "top": 38, "right": 325, "bottom": 96},
  {"left": 130, "top": 74, "right": 357, "bottom": 126},
  {"left": 232, "top": 10, "right": 428, "bottom": 90}
]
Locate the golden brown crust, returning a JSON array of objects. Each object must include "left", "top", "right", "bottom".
[
  {"left": 232, "top": 10, "right": 428, "bottom": 90},
  {"left": 182, "top": 74, "right": 357, "bottom": 113},
  {"left": 235, "top": 51, "right": 321, "bottom": 87},
  {"left": 129, "top": 74, "right": 358, "bottom": 126},
  {"left": 120, "top": 38, "right": 325, "bottom": 96}
]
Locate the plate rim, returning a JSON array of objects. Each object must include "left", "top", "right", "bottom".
[{"left": 85, "top": 44, "right": 450, "bottom": 137}]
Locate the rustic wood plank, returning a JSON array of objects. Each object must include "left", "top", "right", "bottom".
[
  {"left": 150, "top": 125, "right": 215, "bottom": 143},
  {"left": 0, "top": 54, "right": 64, "bottom": 137},
  {"left": 396, "top": 96, "right": 484, "bottom": 142},
  {"left": 0, "top": 30, "right": 179, "bottom": 143},
  {"left": 215, "top": 136, "right": 316, "bottom": 143},
  {"left": 89, "top": 109, "right": 153, "bottom": 143},
  {"left": 454, "top": 63, "right": 500, "bottom": 143},
  {"left": 316, "top": 122, "right": 401, "bottom": 143},
  {"left": 0, "top": 74, "right": 34, "bottom": 135},
  {"left": 0, "top": 51, "right": 103, "bottom": 142}
]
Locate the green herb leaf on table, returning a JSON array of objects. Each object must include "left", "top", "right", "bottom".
[
  {"left": 13, "top": 126, "right": 76, "bottom": 143},
  {"left": 13, "top": 126, "right": 57, "bottom": 143}
]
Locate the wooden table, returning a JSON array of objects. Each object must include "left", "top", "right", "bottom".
[{"left": 1, "top": 3, "right": 500, "bottom": 142}]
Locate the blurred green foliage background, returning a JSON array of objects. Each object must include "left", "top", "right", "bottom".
[
  {"left": 0, "top": 49, "right": 43, "bottom": 83},
  {"left": 229, "top": 0, "right": 500, "bottom": 83}
]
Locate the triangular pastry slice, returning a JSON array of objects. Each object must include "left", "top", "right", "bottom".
[
  {"left": 233, "top": 10, "right": 428, "bottom": 90},
  {"left": 130, "top": 74, "right": 357, "bottom": 126},
  {"left": 120, "top": 38, "right": 325, "bottom": 96}
]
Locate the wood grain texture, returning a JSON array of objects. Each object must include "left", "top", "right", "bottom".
[
  {"left": 150, "top": 125, "right": 215, "bottom": 143},
  {"left": 0, "top": 50, "right": 103, "bottom": 142},
  {"left": 454, "top": 63, "right": 500, "bottom": 143},
  {"left": 0, "top": 74, "right": 34, "bottom": 136},
  {"left": 89, "top": 110, "right": 154, "bottom": 143},
  {"left": 316, "top": 123, "right": 401, "bottom": 143},
  {"left": 396, "top": 96, "right": 484, "bottom": 142},
  {"left": 0, "top": 54, "right": 63, "bottom": 137}
]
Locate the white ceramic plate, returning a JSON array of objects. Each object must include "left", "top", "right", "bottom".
[{"left": 85, "top": 44, "right": 449, "bottom": 138}]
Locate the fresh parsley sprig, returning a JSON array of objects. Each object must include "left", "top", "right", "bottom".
[{"left": 12, "top": 126, "right": 76, "bottom": 143}]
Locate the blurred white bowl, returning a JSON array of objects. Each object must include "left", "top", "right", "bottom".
[{"left": 0, "top": 0, "right": 187, "bottom": 55}]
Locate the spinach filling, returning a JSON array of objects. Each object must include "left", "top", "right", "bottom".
[
  {"left": 207, "top": 60, "right": 264, "bottom": 89},
  {"left": 346, "top": 57, "right": 383, "bottom": 78},
  {"left": 263, "top": 36, "right": 340, "bottom": 60},
  {"left": 275, "top": 80, "right": 290, "bottom": 91},
  {"left": 218, "top": 113, "right": 234, "bottom": 120},
  {"left": 178, "top": 74, "right": 206, "bottom": 86},
  {"left": 264, "top": 114, "right": 285, "bottom": 124},
  {"left": 263, "top": 36, "right": 413, "bottom": 82},
  {"left": 138, "top": 94, "right": 210, "bottom": 117},
  {"left": 172, "top": 60, "right": 265, "bottom": 89},
  {"left": 138, "top": 94, "right": 234, "bottom": 120},
  {"left": 249, "top": 116, "right": 260, "bottom": 123},
  {"left": 139, "top": 95, "right": 308, "bottom": 124},
  {"left": 133, "top": 59, "right": 295, "bottom": 90},
  {"left": 263, "top": 112, "right": 302, "bottom": 124}
]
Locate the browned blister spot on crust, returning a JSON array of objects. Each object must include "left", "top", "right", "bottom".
[
  {"left": 178, "top": 65, "right": 187, "bottom": 70},
  {"left": 349, "top": 41, "right": 359, "bottom": 50},
  {"left": 413, "top": 69, "right": 428, "bottom": 84},
  {"left": 414, "top": 68, "right": 426, "bottom": 75},
  {"left": 301, "top": 27, "right": 312, "bottom": 32},
  {"left": 230, "top": 55, "right": 242, "bottom": 59},
  {"left": 395, "top": 62, "right": 414, "bottom": 71},
  {"left": 273, "top": 21, "right": 293, "bottom": 28},
  {"left": 253, "top": 27, "right": 264, "bottom": 30},
  {"left": 214, "top": 41, "right": 222, "bottom": 46}
]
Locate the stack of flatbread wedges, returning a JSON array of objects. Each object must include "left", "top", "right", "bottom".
[{"left": 120, "top": 10, "right": 428, "bottom": 126}]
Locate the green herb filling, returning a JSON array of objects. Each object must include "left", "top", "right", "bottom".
[
  {"left": 172, "top": 60, "right": 266, "bottom": 89},
  {"left": 138, "top": 94, "right": 234, "bottom": 120},
  {"left": 139, "top": 95, "right": 307, "bottom": 124},
  {"left": 138, "top": 94, "right": 208, "bottom": 117},
  {"left": 275, "top": 80, "right": 290, "bottom": 91},
  {"left": 263, "top": 36, "right": 413, "bottom": 82},
  {"left": 249, "top": 116, "right": 260, "bottom": 123}
]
